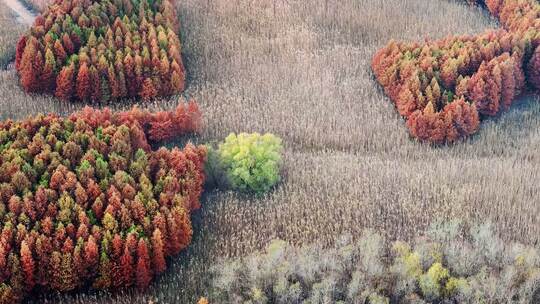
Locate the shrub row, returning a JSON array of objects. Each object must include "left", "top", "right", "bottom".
[
  {"left": 205, "top": 220, "right": 540, "bottom": 303},
  {"left": 372, "top": 0, "right": 540, "bottom": 143},
  {"left": 16, "top": 0, "right": 185, "bottom": 102},
  {"left": 0, "top": 101, "right": 206, "bottom": 303}
]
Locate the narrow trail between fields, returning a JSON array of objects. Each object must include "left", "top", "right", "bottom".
[{"left": 2, "top": 0, "right": 35, "bottom": 25}]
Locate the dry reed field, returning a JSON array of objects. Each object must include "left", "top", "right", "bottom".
[
  {"left": 19, "top": 0, "right": 48, "bottom": 12},
  {"left": 0, "top": 1, "right": 25, "bottom": 68},
  {"left": 0, "top": 0, "right": 538, "bottom": 302}
]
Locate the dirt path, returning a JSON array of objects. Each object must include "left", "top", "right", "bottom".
[{"left": 2, "top": 0, "right": 35, "bottom": 25}]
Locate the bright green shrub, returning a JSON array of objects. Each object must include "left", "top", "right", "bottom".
[{"left": 217, "top": 132, "right": 283, "bottom": 194}]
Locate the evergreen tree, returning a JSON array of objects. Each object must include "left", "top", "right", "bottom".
[
  {"left": 93, "top": 245, "right": 112, "bottom": 289},
  {"left": 62, "top": 33, "right": 75, "bottom": 54},
  {"left": 139, "top": 78, "right": 157, "bottom": 100},
  {"left": 84, "top": 236, "right": 99, "bottom": 277},
  {"left": 55, "top": 64, "right": 75, "bottom": 101},
  {"left": 20, "top": 241, "right": 35, "bottom": 290},
  {"left": 20, "top": 41, "right": 39, "bottom": 92},
  {"left": 170, "top": 70, "right": 184, "bottom": 93},
  {"left": 151, "top": 229, "right": 166, "bottom": 274},
  {"left": 108, "top": 65, "right": 120, "bottom": 99},
  {"left": 60, "top": 251, "right": 76, "bottom": 291},
  {"left": 135, "top": 238, "right": 151, "bottom": 290},
  {"left": 73, "top": 240, "right": 86, "bottom": 280},
  {"left": 54, "top": 40, "right": 67, "bottom": 64},
  {"left": 89, "top": 65, "right": 101, "bottom": 102},
  {"left": 41, "top": 48, "right": 57, "bottom": 92},
  {"left": 77, "top": 62, "right": 91, "bottom": 100},
  {"left": 15, "top": 36, "right": 27, "bottom": 71}
]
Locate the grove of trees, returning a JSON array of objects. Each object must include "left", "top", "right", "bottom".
[
  {"left": 16, "top": 0, "right": 186, "bottom": 102},
  {"left": 205, "top": 220, "right": 540, "bottom": 303},
  {"left": 372, "top": 0, "right": 540, "bottom": 143},
  {"left": 0, "top": 101, "right": 205, "bottom": 302}
]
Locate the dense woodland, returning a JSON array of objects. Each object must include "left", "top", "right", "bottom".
[
  {"left": 15, "top": 0, "right": 185, "bottom": 102},
  {"left": 373, "top": 0, "right": 540, "bottom": 143},
  {"left": 0, "top": 102, "right": 205, "bottom": 302}
]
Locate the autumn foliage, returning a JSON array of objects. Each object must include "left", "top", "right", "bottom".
[
  {"left": 15, "top": 0, "right": 186, "bottom": 102},
  {"left": 0, "top": 101, "right": 206, "bottom": 303},
  {"left": 372, "top": 0, "right": 540, "bottom": 143}
]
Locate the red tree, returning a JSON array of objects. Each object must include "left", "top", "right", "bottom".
[
  {"left": 111, "top": 234, "right": 123, "bottom": 287},
  {"left": 187, "top": 100, "right": 202, "bottom": 132},
  {"left": 90, "top": 66, "right": 101, "bottom": 102},
  {"left": 53, "top": 40, "right": 67, "bottom": 64},
  {"left": 135, "top": 238, "right": 151, "bottom": 290},
  {"left": 527, "top": 45, "right": 540, "bottom": 88},
  {"left": 119, "top": 243, "right": 134, "bottom": 287},
  {"left": 55, "top": 64, "right": 75, "bottom": 101},
  {"left": 84, "top": 236, "right": 99, "bottom": 277},
  {"left": 151, "top": 229, "right": 166, "bottom": 274},
  {"left": 20, "top": 41, "right": 40, "bottom": 92},
  {"left": 15, "top": 36, "right": 27, "bottom": 71},
  {"left": 20, "top": 241, "right": 35, "bottom": 290},
  {"left": 120, "top": 232, "right": 137, "bottom": 286},
  {"left": 49, "top": 251, "right": 63, "bottom": 291},
  {"left": 62, "top": 33, "right": 75, "bottom": 54},
  {"left": 124, "top": 53, "right": 137, "bottom": 97},
  {"left": 76, "top": 62, "right": 91, "bottom": 101},
  {"left": 148, "top": 111, "right": 173, "bottom": 142},
  {"left": 139, "top": 78, "right": 158, "bottom": 100}
]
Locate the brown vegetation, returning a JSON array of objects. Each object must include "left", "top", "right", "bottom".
[
  {"left": 207, "top": 220, "right": 540, "bottom": 303},
  {"left": 0, "top": 2, "right": 26, "bottom": 68}
]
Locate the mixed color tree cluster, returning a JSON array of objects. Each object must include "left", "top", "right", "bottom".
[
  {"left": 0, "top": 101, "right": 206, "bottom": 302},
  {"left": 372, "top": 0, "right": 540, "bottom": 143},
  {"left": 15, "top": 0, "right": 186, "bottom": 102}
]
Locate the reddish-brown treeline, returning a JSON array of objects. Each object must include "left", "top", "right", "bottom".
[
  {"left": 372, "top": 0, "right": 540, "bottom": 143},
  {"left": 71, "top": 99, "right": 202, "bottom": 144},
  {"left": 0, "top": 101, "right": 205, "bottom": 303},
  {"left": 16, "top": 0, "right": 186, "bottom": 102}
]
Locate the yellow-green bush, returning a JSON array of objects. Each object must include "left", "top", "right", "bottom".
[
  {"left": 217, "top": 133, "right": 283, "bottom": 194},
  {"left": 419, "top": 262, "right": 450, "bottom": 300}
]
